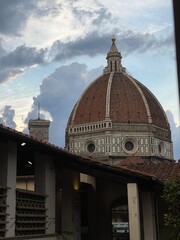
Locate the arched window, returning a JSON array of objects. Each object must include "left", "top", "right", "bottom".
[
  {"left": 115, "top": 61, "right": 117, "bottom": 71},
  {"left": 110, "top": 61, "right": 113, "bottom": 71},
  {"left": 111, "top": 198, "right": 129, "bottom": 240}
]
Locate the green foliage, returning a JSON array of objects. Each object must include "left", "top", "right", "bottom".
[{"left": 163, "top": 177, "right": 180, "bottom": 240}]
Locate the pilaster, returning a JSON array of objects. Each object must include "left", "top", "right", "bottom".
[
  {"left": 35, "top": 153, "right": 56, "bottom": 234},
  {"left": 142, "top": 192, "right": 157, "bottom": 240},
  {"left": 0, "top": 141, "right": 17, "bottom": 237},
  {"left": 127, "top": 183, "right": 141, "bottom": 240}
]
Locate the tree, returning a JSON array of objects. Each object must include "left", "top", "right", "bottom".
[{"left": 163, "top": 177, "right": 180, "bottom": 240}]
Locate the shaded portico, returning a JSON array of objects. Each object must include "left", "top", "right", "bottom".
[{"left": 0, "top": 125, "right": 172, "bottom": 240}]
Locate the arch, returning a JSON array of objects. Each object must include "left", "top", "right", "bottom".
[{"left": 115, "top": 61, "right": 117, "bottom": 71}]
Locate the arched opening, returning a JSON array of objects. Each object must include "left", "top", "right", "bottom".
[
  {"left": 111, "top": 197, "right": 129, "bottom": 240},
  {"left": 115, "top": 61, "right": 117, "bottom": 71}
]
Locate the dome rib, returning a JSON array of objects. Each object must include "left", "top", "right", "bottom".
[
  {"left": 126, "top": 74, "right": 152, "bottom": 124},
  {"left": 68, "top": 72, "right": 169, "bottom": 128},
  {"left": 70, "top": 74, "right": 106, "bottom": 125},
  {"left": 135, "top": 80, "right": 169, "bottom": 128},
  {"left": 105, "top": 72, "right": 114, "bottom": 119}
]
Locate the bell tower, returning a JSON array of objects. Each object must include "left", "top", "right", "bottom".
[{"left": 28, "top": 118, "right": 50, "bottom": 142}]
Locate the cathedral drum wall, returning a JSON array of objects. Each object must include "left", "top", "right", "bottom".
[{"left": 68, "top": 127, "right": 173, "bottom": 160}]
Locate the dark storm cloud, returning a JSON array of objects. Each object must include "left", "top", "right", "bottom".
[
  {"left": 119, "top": 31, "right": 157, "bottom": 54},
  {"left": 24, "top": 62, "right": 103, "bottom": 146},
  {"left": 0, "top": 0, "right": 36, "bottom": 35},
  {"left": 0, "top": 45, "right": 47, "bottom": 68},
  {"left": 119, "top": 30, "right": 175, "bottom": 56},
  {"left": 0, "top": 39, "right": 6, "bottom": 58},
  {"left": 0, "top": 44, "right": 47, "bottom": 83},
  {"left": 52, "top": 32, "right": 111, "bottom": 61},
  {"left": 52, "top": 30, "right": 174, "bottom": 62},
  {"left": 166, "top": 110, "right": 180, "bottom": 160},
  {"left": 0, "top": 106, "right": 16, "bottom": 129},
  {"left": 0, "top": 28, "right": 174, "bottom": 83}
]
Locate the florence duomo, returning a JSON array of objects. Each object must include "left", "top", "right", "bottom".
[
  {"left": 0, "top": 1, "right": 180, "bottom": 240},
  {"left": 66, "top": 36, "right": 173, "bottom": 163}
]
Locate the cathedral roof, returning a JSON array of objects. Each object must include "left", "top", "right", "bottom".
[
  {"left": 68, "top": 72, "right": 169, "bottom": 129},
  {"left": 67, "top": 38, "right": 169, "bottom": 130}
]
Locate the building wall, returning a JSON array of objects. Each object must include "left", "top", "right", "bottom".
[{"left": 68, "top": 123, "right": 173, "bottom": 160}]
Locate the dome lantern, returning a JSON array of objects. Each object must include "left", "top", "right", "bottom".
[{"left": 103, "top": 35, "right": 123, "bottom": 74}]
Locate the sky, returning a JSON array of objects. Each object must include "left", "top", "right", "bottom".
[{"left": 0, "top": 0, "right": 180, "bottom": 159}]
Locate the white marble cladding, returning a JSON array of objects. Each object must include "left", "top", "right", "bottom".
[
  {"left": 68, "top": 132, "right": 173, "bottom": 160},
  {"left": 153, "top": 138, "right": 173, "bottom": 159}
]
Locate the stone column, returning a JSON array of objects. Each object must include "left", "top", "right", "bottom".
[
  {"left": 127, "top": 183, "right": 141, "bottom": 240},
  {"left": 0, "top": 141, "right": 17, "bottom": 237},
  {"left": 35, "top": 153, "right": 56, "bottom": 234},
  {"left": 142, "top": 192, "right": 157, "bottom": 240}
]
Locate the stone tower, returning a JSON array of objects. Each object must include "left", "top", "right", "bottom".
[{"left": 28, "top": 118, "right": 50, "bottom": 142}]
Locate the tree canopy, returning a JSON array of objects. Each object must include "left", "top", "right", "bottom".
[{"left": 163, "top": 177, "right": 180, "bottom": 240}]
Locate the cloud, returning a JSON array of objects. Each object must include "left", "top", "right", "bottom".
[
  {"left": 117, "top": 30, "right": 175, "bottom": 56},
  {"left": 0, "top": 69, "right": 24, "bottom": 83},
  {"left": 0, "top": 28, "right": 174, "bottom": 84},
  {"left": 0, "top": 105, "right": 17, "bottom": 129},
  {"left": 52, "top": 30, "right": 174, "bottom": 62},
  {"left": 166, "top": 110, "right": 180, "bottom": 160},
  {"left": 0, "top": 39, "right": 6, "bottom": 58},
  {"left": 51, "top": 32, "right": 110, "bottom": 61},
  {"left": 0, "top": 0, "right": 36, "bottom": 36},
  {"left": 0, "top": 45, "right": 47, "bottom": 68},
  {"left": 24, "top": 62, "right": 103, "bottom": 146},
  {"left": 71, "top": 2, "right": 112, "bottom": 29},
  {"left": 0, "top": 0, "right": 61, "bottom": 36},
  {"left": 0, "top": 44, "right": 47, "bottom": 83}
]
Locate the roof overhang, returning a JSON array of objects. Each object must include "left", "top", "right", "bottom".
[{"left": 0, "top": 124, "right": 162, "bottom": 188}]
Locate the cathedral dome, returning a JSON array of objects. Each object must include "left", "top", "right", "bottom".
[
  {"left": 66, "top": 36, "right": 173, "bottom": 161},
  {"left": 67, "top": 72, "right": 168, "bottom": 129}
]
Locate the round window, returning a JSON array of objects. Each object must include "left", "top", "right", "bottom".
[
  {"left": 125, "top": 141, "right": 134, "bottom": 151},
  {"left": 122, "top": 138, "right": 138, "bottom": 154},
  {"left": 87, "top": 143, "right": 95, "bottom": 153}
]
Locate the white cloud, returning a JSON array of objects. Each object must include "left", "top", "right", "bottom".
[
  {"left": 0, "top": 105, "right": 16, "bottom": 129},
  {"left": 166, "top": 110, "right": 180, "bottom": 160},
  {"left": 24, "top": 62, "right": 103, "bottom": 146}
]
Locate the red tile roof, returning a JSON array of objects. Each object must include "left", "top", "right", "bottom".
[
  {"left": 68, "top": 72, "right": 169, "bottom": 129},
  {"left": 114, "top": 158, "right": 180, "bottom": 183},
  {"left": 1, "top": 124, "right": 179, "bottom": 184}
]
